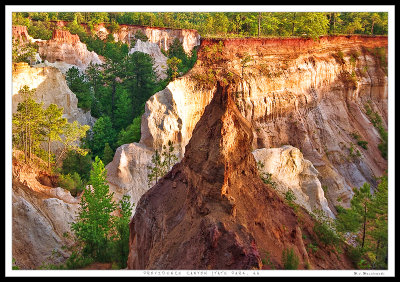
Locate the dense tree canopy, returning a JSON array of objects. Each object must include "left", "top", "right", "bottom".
[{"left": 13, "top": 11, "right": 388, "bottom": 40}]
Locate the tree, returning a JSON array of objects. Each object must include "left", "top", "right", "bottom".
[
  {"left": 110, "top": 194, "right": 133, "bottom": 268},
  {"left": 168, "top": 38, "right": 188, "bottom": 65},
  {"left": 113, "top": 86, "right": 133, "bottom": 131},
  {"left": 147, "top": 149, "right": 164, "bottom": 187},
  {"left": 12, "top": 37, "right": 38, "bottom": 64},
  {"left": 116, "top": 116, "right": 142, "bottom": 147},
  {"left": 335, "top": 179, "right": 388, "bottom": 269},
  {"left": 167, "top": 56, "right": 182, "bottom": 81},
  {"left": 102, "top": 142, "right": 114, "bottom": 165},
  {"left": 66, "top": 67, "right": 92, "bottom": 111},
  {"left": 296, "top": 12, "right": 330, "bottom": 39},
  {"left": 61, "top": 150, "right": 93, "bottom": 182},
  {"left": 57, "top": 120, "right": 90, "bottom": 166},
  {"left": 124, "top": 52, "right": 157, "bottom": 118},
  {"left": 42, "top": 103, "right": 67, "bottom": 168},
  {"left": 366, "top": 175, "right": 388, "bottom": 269},
  {"left": 12, "top": 86, "right": 45, "bottom": 163},
  {"left": 70, "top": 157, "right": 134, "bottom": 265},
  {"left": 71, "top": 156, "right": 116, "bottom": 261},
  {"left": 89, "top": 116, "right": 116, "bottom": 158},
  {"left": 147, "top": 140, "right": 178, "bottom": 187},
  {"left": 161, "top": 140, "right": 178, "bottom": 172}
]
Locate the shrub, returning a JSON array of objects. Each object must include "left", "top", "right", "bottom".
[
  {"left": 313, "top": 209, "right": 340, "bottom": 247},
  {"left": 256, "top": 160, "right": 277, "bottom": 189},
  {"left": 285, "top": 190, "right": 296, "bottom": 202},
  {"left": 58, "top": 172, "right": 84, "bottom": 196},
  {"left": 282, "top": 247, "right": 299, "bottom": 270},
  {"left": 357, "top": 140, "right": 368, "bottom": 150}
]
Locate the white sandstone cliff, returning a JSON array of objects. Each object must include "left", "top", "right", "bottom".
[{"left": 252, "top": 146, "right": 335, "bottom": 218}]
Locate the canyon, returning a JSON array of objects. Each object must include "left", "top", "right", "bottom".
[
  {"left": 127, "top": 82, "right": 353, "bottom": 270},
  {"left": 132, "top": 35, "right": 388, "bottom": 213},
  {"left": 11, "top": 21, "right": 388, "bottom": 270}
]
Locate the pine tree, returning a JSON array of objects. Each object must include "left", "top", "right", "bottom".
[
  {"left": 147, "top": 141, "right": 178, "bottom": 187},
  {"left": 71, "top": 156, "right": 117, "bottom": 261},
  {"left": 124, "top": 52, "right": 157, "bottom": 117},
  {"left": 42, "top": 103, "right": 67, "bottom": 168},
  {"left": 162, "top": 140, "right": 178, "bottom": 172},
  {"left": 12, "top": 86, "right": 45, "bottom": 163},
  {"left": 116, "top": 116, "right": 141, "bottom": 147},
  {"left": 147, "top": 149, "right": 164, "bottom": 187},
  {"left": 102, "top": 142, "right": 114, "bottom": 165},
  {"left": 167, "top": 57, "right": 182, "bottom": 81},
  {"left": 113, "top": 86, "right": 133, "bottom": 131},
  {"left": 89, "top": 116, "right": 116, "bottom": 159}
]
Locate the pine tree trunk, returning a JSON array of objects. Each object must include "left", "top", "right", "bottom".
[
  {"left": 361, "top": 203, "right": 367, "bottom": 249},
  {"left": 371, "top": 21, "right": 375, "bottom": 35},
  {"left": 48, "top": 137, "right": 51, "bottom": 169},
  {"left": 28, "top": 126, "right": 32, "bottom": 161},
  {"left": 291, "top": 13, "right": 296, "bottom": 36}
]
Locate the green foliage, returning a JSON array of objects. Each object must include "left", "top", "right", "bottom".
[
  {"left": 260, "top": 250, "right": 275, "bottom": 269},
  {"left": 12, "top": 38, "right": 38, "bottom": 64},
  {"left": 256, "top": 160, "right": 277, "bottom": 189},
  {"left": 57, "top": 120, "right": 90, "bottom": 165},
  {"left": 282, "top": 247, "right": 299, "bottom": 270},
  {"left": 27, "top": 20, "right": 53, "bottom": 40},
  {"left": 107, "top": 20, "right": 120, "bottom": 34},
  {"left": 162, "top": 140, "right": 179, "bottom": 172},
  {"left": 42, "top": 103, "right": 67, "bottom": 168},
  {"left": 102, "top": 143, "right": 114, "bottom": 165},
  {"left": 61, "top": 150, "right": 93, "bottom": 182},
  {"left": 58, "top": 172, "right": 84, "bottom": 196},
  {"left": 109, "top": 194, "right": 134, "bottom": 268},
  {"left": 63, "top": 251, "right": 94, "bottom": 270},
  {"left": 307, "top": 243, "right": 319, "bottom": 254},
  {"left": 348, "top": 143, "right": 361, "bottom": 159},
  {"left": 167, "top": 56, "right": 182, "bottom": 80},
  {"left": 70, "top": 157, "right": 134, "bottom": 267},
  {"left": 116, "top": 116, "right": 142, "bottom": 147},
  {"left": 285, "top": 190, "right": 297, "bottom": 202},
  {"left": 66, "top": 66, "right": 93, "bottom": 111},
  {"left": 13, "top": 12, "right": 389, "bottom": 40},
  {"left": 166, "top": 38, "right": 197, "bottom": 78},
  {"left": 89, "top": 116, "right": 116, "bottom": 159},
  {"left": 147, "top": 149, "right": 164, "bottom": 187},
  {"left": 313, "top": 209, "right": 340, "bottom": 247},
  {"left": 357, "top": 140, "right": 368, "bottom": 150},
  {"left": 335, "top": 176, "right": 388, "bottom": 269},
  {"left": 364, "top": 102, "right": 387, "bottom": 159},
  {"left": 12, "top": 86, "right": 89, "bottom": 168},
  {"left": 71, "top": 157, "right": 117, "bottom": 261},
  {"left": 113, "top": 85, "right": 133, "bottom": 131},
  {"left": 124, "top": 52, "right": 158, "bottom": 117},
  {"left": 12, "top": 258, "right": 20, "bottom": 270},
  {"left": 147, "top": 141, "right": 179, "bottom": 187}
]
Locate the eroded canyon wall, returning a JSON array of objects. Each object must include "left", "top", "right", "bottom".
[
  {"left": 94, "top": 23, "right": 200, "bottom": 54},
  {"left": 12, "top": 62, "right": 96, "bottom": 127},
  {"left": 127, "top": 83, "right": 354, "bottom": 270},
  {"left": 138, "top": 35, "right": 388, "bottom": 210},
  {"left": 36, "top": 29, "right": 103, "bottom": 70}
]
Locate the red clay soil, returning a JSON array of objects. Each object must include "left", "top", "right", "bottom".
[{"left": 127, "top": 82, "right": 355, "bottom": 270}]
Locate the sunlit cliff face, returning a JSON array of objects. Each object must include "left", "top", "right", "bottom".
[{"left": 140, "top": 35, "right": 388, "bottom": 209}]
